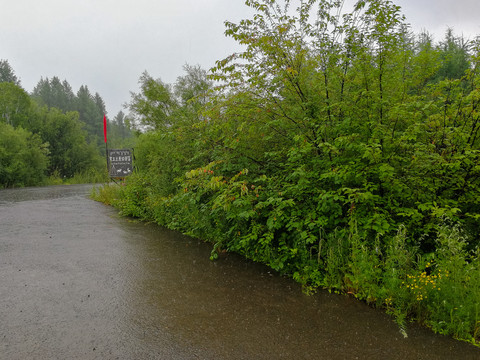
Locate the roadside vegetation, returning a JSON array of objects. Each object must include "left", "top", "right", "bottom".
[{"left": 94, "top": 0, "right": 480, "bottom": 346}]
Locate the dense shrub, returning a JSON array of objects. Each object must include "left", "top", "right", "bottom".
[{"left": 0, "top": 122, "right": 49, "bottom": 187}]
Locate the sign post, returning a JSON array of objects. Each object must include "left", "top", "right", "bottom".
[
  {"left": 108, "top": 149, "right": 133, "bottom": 178},
  {"left": 104, "top": 115, "right": 133, "bottom": 179},
  {"left": 103, "top": 114, "right": 109, "bottom": 173}
]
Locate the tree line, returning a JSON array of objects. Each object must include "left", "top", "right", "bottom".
[
  {"left": 96, "top": 0, "right": 480, "bottom": 345},
  {"left": 0, "top": 61, "right": 134, "bottom": 187}
]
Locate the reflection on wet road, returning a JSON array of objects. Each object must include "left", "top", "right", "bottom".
[{"left": 1, "top": 184, "right": 479, "bottom": 359}]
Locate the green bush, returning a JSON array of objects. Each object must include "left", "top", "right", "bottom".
[{"left": 0, "top": 122, "right": 49, "bottom": 187}]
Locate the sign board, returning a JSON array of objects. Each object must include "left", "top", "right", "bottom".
[{"left": 108, "top": 149, "right": 133, "bottom": 177}]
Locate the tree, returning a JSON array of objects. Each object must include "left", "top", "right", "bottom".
[
  {"left": 0, "top": 122, "right": 49, "bottom": 187},
  {"left": 94, "top": 92, "right": 106, "bottom": 118},
  {"left": 113, "top": 110, "right": 126, "bottom": 128},
  {"left": 75, "top": 85, "right": 104, "bottom": 146},
  {"left": 31, "top": 77, "right": 76, "bottom": 111},
  {"left": 128, "top": 71, "right": 178, "bottom": 130},
  {"left": 174, "top": 64, "right": 213, "bottom": 124},
  {"left": 33, "top": 106, "right": 101, "bottom": 177},
  {"left": 433, "top": 28, "right": 471, "bottom": 81},
  {"left": 32, "top": 79, "right": 108, "bottom": 149},
  {"left": 105, "top": 110, "right": 135, "bottom": 149},
  {"left": 0, "top": 82, "right": 32, "bottom": 128},
  {"left": 128, "top": 65, "right": 213, "bottom": 130},
  {"left": 409, "top": 31, "right": 441, "bottom": 92},
  {"left": 0, "top": 60, "right": 20, "bottom": 86}
]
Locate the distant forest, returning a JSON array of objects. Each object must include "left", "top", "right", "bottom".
[{"left": 0, "top": 61, "right": 134, "bottom": 187}]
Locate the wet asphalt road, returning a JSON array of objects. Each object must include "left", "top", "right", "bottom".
[{"left": 1, "top": 184, "right": 479, "bottom": 359}]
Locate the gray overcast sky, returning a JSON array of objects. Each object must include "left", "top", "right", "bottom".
[{"left": 2, "top": 0, "right": 480, "bottom": 117}]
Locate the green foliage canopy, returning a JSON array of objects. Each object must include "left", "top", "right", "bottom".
[
  {"left": 0, "top": 122, "right": 49, "bottom": 187},
  {"left": 0, "top": 59, "right": 20, "bottom": 86}
]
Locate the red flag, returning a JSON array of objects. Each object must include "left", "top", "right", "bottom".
[{"left": 103, "top": 114, "right": 107, "bottom": 143}]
